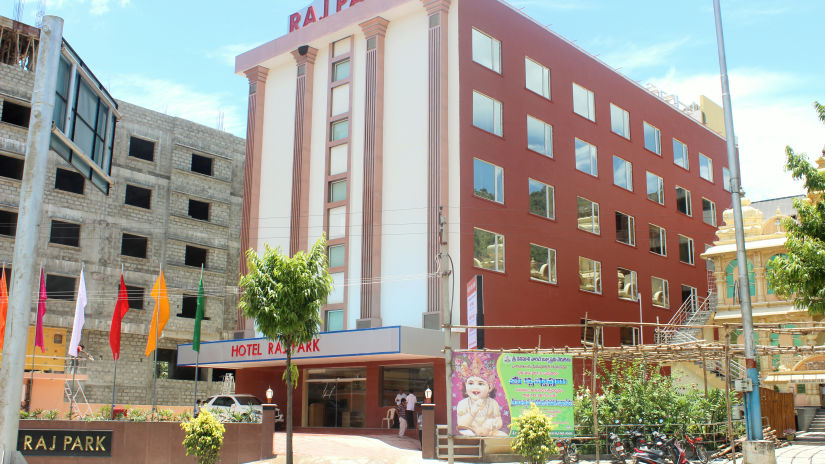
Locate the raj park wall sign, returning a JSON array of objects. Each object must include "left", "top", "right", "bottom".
[
  {"left": 18, "top": 430, "right": 112, "bottom": 457},
  {"left": 451, "top": 352, "right": 574, "bottom": 437}
]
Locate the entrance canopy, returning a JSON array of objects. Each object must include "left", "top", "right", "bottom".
[
  {"left": 763, "top": 372, "right": 825, "bottom": 384},
  {"left": 177, "top": 326, "right": 444, "bottom": 369}
]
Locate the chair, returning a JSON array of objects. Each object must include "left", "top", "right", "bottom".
[{"left": 381, "top": 407, "right": 396, "bottom": 429}]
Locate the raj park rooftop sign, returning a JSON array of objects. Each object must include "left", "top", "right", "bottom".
[{"left": 288, "top": 0, "right": 370, "bottom": 33}]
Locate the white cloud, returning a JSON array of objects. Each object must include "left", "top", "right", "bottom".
[
  {"left": 105, "top": 74, "right": 246, "bottom": 137},
  {"left": 646, "top": 69, "right": 824, "bottom": 201},
  {"left": 601, "top": 37, "right": 692, "bottom": 73},
  {"left": 207, "top": 42, "right": 261, "bottom": 67}
]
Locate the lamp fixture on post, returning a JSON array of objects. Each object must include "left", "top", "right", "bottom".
[
  {"left": 425, "top": 386, "right": 432, "bottom": 404},
  {"left": 266, "top": 386, "right": 273, "bottom": 403}
]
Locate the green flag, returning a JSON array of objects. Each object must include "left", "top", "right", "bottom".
[{"left": 193, "top": 276, "right": 205, "bottom": 352}]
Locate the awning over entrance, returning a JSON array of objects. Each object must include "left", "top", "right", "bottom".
[
  {"left": 763, "top": 372, "right": 825, "bottom": 384},
  {"left": 177, "top": 326, "right": 444, "bottom": 368}
]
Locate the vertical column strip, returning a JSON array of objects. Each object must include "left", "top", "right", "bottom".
[{"left": 290, "top": 47, "right": 319, "bottom": 256}]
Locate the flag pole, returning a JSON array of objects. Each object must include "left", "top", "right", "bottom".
[
  {"left": 28, "top": 266, "right": 42, "bottom": 412},
  {"left": 152, "top": 264, "right": 160, "bottom": 419},
  {"left": 194, "top": 264, "right": 203, "bottom": 415},
  {"left": 69, "top": 262, "right": 84, "bottom": 420},
  {"left": 111, "top": 263, "right": 123, "bottom": 420}
]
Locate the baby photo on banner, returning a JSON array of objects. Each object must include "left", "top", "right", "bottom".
[{"left": 451, "top": 352, "right": 575, "bottom": 437}]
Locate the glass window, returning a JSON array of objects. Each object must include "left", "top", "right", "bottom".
[
  {"left": 381, "top": 365, "right": 434, "bottom": 407},
  {"left": 723, "top": 167, "right": 732, "bottom": 192},
  {"left": 525, "top": 57, "right": 550, "bottom": 99},
  {"left": 328, "top": 244, "right": 345, "bottom": 268},
  {"left": 526, "top": 115, "right": 553, "bottom": 158},
  {"left": 649, "top": 224, "right": 666, "bottom": 256},
  {"left": 615, "top": 211, "right": 635, "bottom": 246},
  {"left": 673, "top": 139, "right": 689, "bottom": 169},
  {"left": 617, "top": 267, "right": 637, "bottom": 301},
  {"left": 530, "top": 243, "right": 556, "bottom": 284},
  {"left": 676, "top": 186, "right": 692, "bottom": 216},
  {"left": 333, "top": 38, "right": 351, "bottom": 57},
  {"left": 328, "top": 206, "right": 347, "bottom": 239},
  {"left": 329, "top": 144, "right": 348, "bottom": 175},
  {"left": 679, "top": 235, "right": 695, "bottom": 265},
  {"left": 646, "top": 172, "right": 664, "bottom": 204},
  {"left": 473, "top": 91, "right": 503, "bottom": 136},
  {"left": 473, "top": 228, "right": 505, "bottom": 272},
  {"left": 332, "top": 59, "right": 351, "bottom": 82},
  {"left": 651, "top": 276, "right": 669, "bottom": 308},
  {"left": 331, "top": 84, "right": 350, "bottom": 116},
  {"left": 331, "top": 119, "right": 349, "bottom": 141},
  {"left": 473, "top": 158, "right": 504, "bottom": 204},
  {"left": 575, "top": 138, "right": 598, "bottom": 177},
  {"left": 329, "top": 180, "right": 347, "bottom": 203},
  {"left": 325, "top": 309, "right": 344, "bottom": 331},
  {"left": 577, "top": 196, "right": 600, "bottom": 234},
  {"left": 702, "top": 198, "right": 717, "bottom": 226},
  {"left": 328, "top": 272, "right": 345, "bottom": 304},
  {"left": 621, "top": 327, "right": 640, "bottom": 346},
  {"left": 572, "top": 83, "right": 595, "bottom": 121},
  {"left": 610, "top": 104, "right": 630, "bottom": 139},
  {"left": 578, "top": 256, "right": 601, "bottom": 294},
  {"left": 471, "top": 28, "right": 501, "bottom": 73},
  {"left": 613, "top": 156, "right": 632, "bottom": 191},
  {"left": 699, "top": 154, "right": 713, "bottom": 182},
  {"left": 643, "top": 122, "right": 661, "bottom": 155},
  {"left": 528, "top": 178, "right": 554, "bottom": 219}
]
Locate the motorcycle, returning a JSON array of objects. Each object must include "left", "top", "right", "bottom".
[
  {"left": 677, "top": 430, "right": 708, "bottom": 464},
  {"left": 555, "top": 438, "right": 579, "bottom": 464},
  {"left": 608, "top": 430, "right": 626, "bottom": 463},
  {"left": 633, "top": 433, "right": 688, "bottom": 464}
]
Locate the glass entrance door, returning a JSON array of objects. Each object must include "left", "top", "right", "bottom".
[{"left": 305, "top": 367, "right": 366, "bottom": 428}]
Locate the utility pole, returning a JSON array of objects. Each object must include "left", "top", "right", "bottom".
[
  {"left": 713, "top": 2, "right": 774, "bottom": 462},
  {"left": 0, "top": 16, "right": 63, "bottom": 462},
  {"left": 439, "top": 206, "right": 454, "bottom": 464}
]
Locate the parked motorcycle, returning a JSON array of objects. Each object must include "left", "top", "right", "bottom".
[
  {"left": 555, "top": 438, "right": 579, "bottom": 464},
  {"left": 608, "top": 430, "right": 626, "bottom": 463},
  {"left": 633, "top": 432, "right": 688, "bottom": 464}
]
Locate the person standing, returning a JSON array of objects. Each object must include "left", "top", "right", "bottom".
[
  {"left": 394, "top": 389, "right": 405, "bottom": 428},
  {"left": 396, "top": 396, "right": 407, "bottom": 437},
  {"left": 406, "top": 391, "right": 417, "bottom": 431}
]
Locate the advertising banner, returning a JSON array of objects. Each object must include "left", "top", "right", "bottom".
[{"left": 451, "top": 352, "right": 574, "bottom": 437}]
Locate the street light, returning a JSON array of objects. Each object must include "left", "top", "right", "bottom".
[
  {"left": 266, "top": 386, "right": 273, "bottom": 403},
  {"left": 425, "top": 386, "right": 432, "bottom": 403}
]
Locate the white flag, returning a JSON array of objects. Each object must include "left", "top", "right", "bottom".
[{"left": 68, "top": 269, "right": 87, "bottom": 357}]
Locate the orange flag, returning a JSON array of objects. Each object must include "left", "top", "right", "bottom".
[
  {"left": 0, "top": 269, "right": 8, "bottom": 352},
  {"left": 145, "top": 271, "right": 170, "bottom": 357}
]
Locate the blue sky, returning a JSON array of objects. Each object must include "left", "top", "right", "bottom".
[{"left": 13, "top": 0, "right": 824, "bottom": 201}]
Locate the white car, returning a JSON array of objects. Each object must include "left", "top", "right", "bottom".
[{"left": 203, "top": 394, "right": 284, "bottom": 428}]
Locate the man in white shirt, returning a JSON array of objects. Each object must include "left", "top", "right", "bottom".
[
  {"left": 406, "top": 391, "right": 417, "bottom": 430},
  {"left": 394, "top": 390, "right": 405, "bottom": 428}
]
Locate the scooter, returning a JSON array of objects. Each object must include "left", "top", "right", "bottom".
[
  {"left": 608, "top": 430, "right": 626, "bottom": 463},
  {"left": 555, "top": 438, "right": 579, "bottom": 464},
  {"left": 633, "top": 433, "right": 688, "bottom": 464}
]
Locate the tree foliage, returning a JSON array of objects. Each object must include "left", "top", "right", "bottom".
[
  {"left": 511, "top": 404, "right": 556, "bottom": 464},
  {"left": 767, "top": 102, "right": 825, "bottom": 314},
  {"left": 181, "top": 409, "right": 225, "bottom": 464}
]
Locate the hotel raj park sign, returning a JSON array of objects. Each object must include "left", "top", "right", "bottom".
[{"left": 289, "top": 0, "right": 369, "bottom": 33}]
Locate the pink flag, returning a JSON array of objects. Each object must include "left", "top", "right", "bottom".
[{"left": 34, "top": 269, "right": 47, "bottom": 353}]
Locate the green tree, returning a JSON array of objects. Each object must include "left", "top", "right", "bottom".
[
  {"left": 239, "top": 237, "right": 333, "bottom": 464},
  {"left": 511, "top": 404, "right": 556, "bottom": 464},
  {"left": 767, "top": 102, "right": 825, "bottom": 314}
]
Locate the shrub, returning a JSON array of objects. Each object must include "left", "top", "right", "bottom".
[
  {"left": 157, "top": 409, "right": 176, "bottom": 422},
  {"left": 19, "top": 410, "right": 29, "bottom": 420},
  {"left": 511, "top": 404, "right": 556, "bottom": 464},
  {"left": 127, "top": 408, "right": 148, "bottom": 422},
  {"left": 29, "top": 409, "right": 43, "bottom": 419},
  {"left": 97, "top": 405, "right": 112, "bottom": 421},
  {"left": 43, "top": 410, "right": 59, "bottom": 420},
  {"left": 181, "top": 409, "right": 225, "bottom": 464}
]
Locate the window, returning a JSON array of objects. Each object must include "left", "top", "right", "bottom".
[
  {"left": 702, "top": 198, "right": 717, "bottom": 226},
  {"left": 329, "top": 180, "right": 347, "bottom": 203},
  {"left": 473, "top": 228, "right": 505, "bottom": 273},
  {"left": 73, "top": 79, "right": 110, "bottom": 163},
  {"left": 615, "top": 211, "right": 635, "bottom": 246},
  {"left": 578, "top": 256, "right": 601, "bottom": 294},
  {"left": 525, "top": 58, "right": 550, "bottom": 99},
  {"left": 53, "top": 57, "right": 70, "bottom": 131},
  {"left": 613, "top": 156, "right": 632, "bottom": 191},
  {"left": 646, "top": 172, "right": 664, "bottom": 204},
  {"left": 681, "top": 285, "right": 698, "bottom": 310},
  {"left": 472, "top": 91, "right": 503, "bottom": 136},
  {"left": 617, "top": 268, "right": 637, "bottom": 301},
  {"left": 179, "top": 294, "right": 198, "bottom": 319},
  {"left": 526, "top": 115, "right": 553, "bottom": 158},
  {"left": 185, "top": 245, "right": 208, "bottom": 268},
  {"left": 54, "top": 168, "right": 85, "bottom": 194},
  {"left": 649, "top": 224, "right": 666, "bottom": 256},
  {"left": 124, "top": 185, "right": 152, "bottom": 209},
  {"left": 473, "top": 158, "right": 503, "bottom": 203},
  {"left": 46, "top": 274, "right": 76, "bottom": 301},
  {"left": 49, "top": 220, "right": 80, "bottom": 247},
  {"left": 128, "top": 137, "right": 155, "bottom": 162},
  {"left": 575, "top": 138, "right": 598, "bottom": 176},
  {"left": 620, "top": 327, "right": 640, "bottom": 346},
  {"left": 125, "top": 285, "right": 144, "bottom": 310},
  {"left": 528, "top": 178, "right": 554, "bottom": 219},
  {"left": 798, "top": 384, "right": 806, "bottom": 395},
  {"left": 328, "top": 245, "right": 345, "bottom": 268},
  {"left": 325, "top": 309, "right": 344, "bottom": 331},
  {"left": 332, "top": 59, "right": 351, "bottom": 82},
  {"left": 1, "top": 100, "right": 30, "bottom": 127},
  {"left": 329, "top": 145, "right": 347, "bottom": 175},
  {"left": 572, "top": 83, "right": 595, "bottom": 121},
  {"left": 328, "top": 206, "right": 346, "bottom": 239},
  {"left": 529, "top": 244, "right": 556, "bottom": 284},
  {"left": 471, "top": 28, "right": 501, "bottom": 73},
  {"left": 188, "top": 199, "right": 210, "bottom": 221},
  {"left": 675, "top": 186, "right": 692, "bottom": 216},
  {"left": 328, "top": 272, "right": 344, "bottom": 304},
  {"left": 330, "top": 119, "right": 349, "bottom": 141},
  {"left": 673, "top": 139, "right": 689, "bottom": 169},
  {"left": 331, "top": 84, "right": 350, "bottom": 116},
  {"left": 610, "top": 104, "right": 630, "bottom": 139},
  {"left": 581, "top": 318, "right": 603, "bottom": 345},
  {"left": 679, "top": 235, "right": 695, "bottom": 265},
  {"left": 699, "top": 154, "right": 713, "bottom": 182},
  {"left": 333, "top": 38, "right": 351, "bottom": 57},
  {"left": 725, "top": 259, "right": 756, "bottom": 300},
  {"left": 643, "top": 122, "right": 661, "bottom": 155},
  {"left": 651, "top": 276, "right": 669, "bottom": 308},
  {"left": 0, "top": 154, "right": 24, "bottom": 180},
  {"left": 0, "top": 210, "right": 16, "bottom": 237},
  {"left": 191, "top": 154, "right": 213, "bottom": 176},
  {"left": 576, "top": 197, "right": 600, "bottom": 234},
  {"left": 723, "top": 167, "right": 732, "bottom": 192},
  {"left": 121, "top": 233, "right": 148, "bottom": 259}
]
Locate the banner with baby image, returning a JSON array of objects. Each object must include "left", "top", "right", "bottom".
[{"left": 452, "top": 352, "right": 574, "bottom": 437}]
